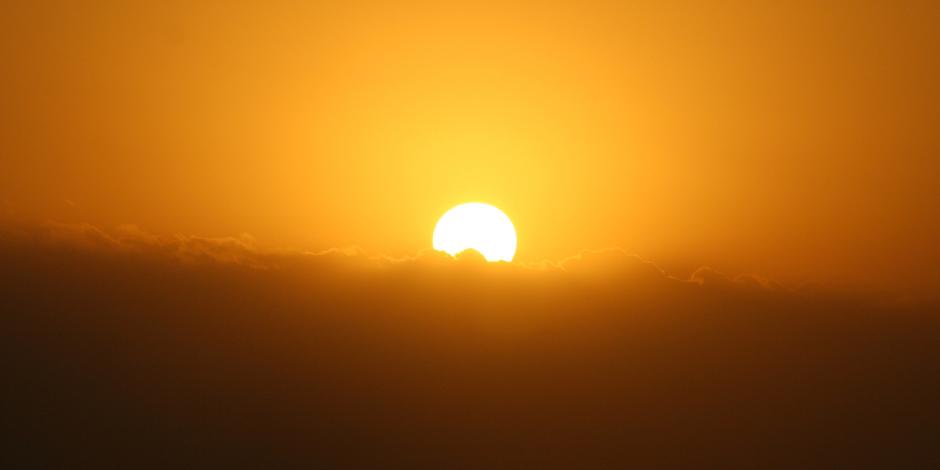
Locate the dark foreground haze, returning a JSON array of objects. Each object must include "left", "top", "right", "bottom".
[{"left": 3, "top": 222, "right": 939, "bottom": 468}]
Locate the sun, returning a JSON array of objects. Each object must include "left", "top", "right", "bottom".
[{"left": 433, "top": 203, "right": 517, "bottom": 262}]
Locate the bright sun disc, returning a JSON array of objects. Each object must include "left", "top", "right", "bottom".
[{"left": 433, "top": 203, "right": 517, "bottom": 262}]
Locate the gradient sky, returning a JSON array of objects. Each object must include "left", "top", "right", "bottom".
[{"left": 3, "top": 0, "right": 938, "bottom": 291}]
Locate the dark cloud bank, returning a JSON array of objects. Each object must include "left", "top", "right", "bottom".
[{"left": 3, "top": 222, "right": 939, "bottom": 468}]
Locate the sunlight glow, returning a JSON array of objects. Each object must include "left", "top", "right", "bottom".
[{"left": 433, "top": 203, "right": 517, "bottom": 262}]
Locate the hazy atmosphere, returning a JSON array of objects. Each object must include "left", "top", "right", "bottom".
[
  {"left": 5, "top": 0, "right": 940, "bottom": 291},
  {"left": 3, "top": 1, "right": 940, "bottom": 467}
]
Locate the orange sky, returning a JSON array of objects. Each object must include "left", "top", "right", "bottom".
[{"left": 2, "top": 0, "right": 939, "bottom": 291}]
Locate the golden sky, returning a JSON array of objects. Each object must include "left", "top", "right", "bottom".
[
  {"left": 3, "top": 0, "right": 939, "bottom": 291},
  {"left": 5, "top": 4, "right": 940, "bottom": 464}
]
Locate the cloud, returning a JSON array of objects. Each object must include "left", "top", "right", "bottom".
[
  {"left": 2, "top": 221, "right": 939, "bottom": 468},
  {"left": 38, "top": 220, "right": 270, "bottom": 266},
  {"left": 17, "top": 222, "right": 784, "bottom": 292},
  {"left": 559, "top": 248, "right": 667, "bottom": 279}
]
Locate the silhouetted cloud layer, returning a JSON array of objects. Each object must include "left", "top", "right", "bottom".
[{"left": 3, "top": 222, "right": 939, "bottom": 468}]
